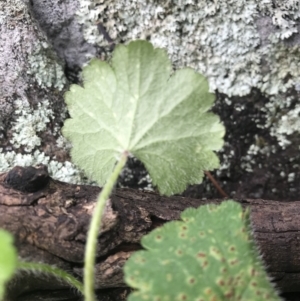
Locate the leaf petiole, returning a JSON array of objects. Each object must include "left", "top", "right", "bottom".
[
  {"left": 84, "top": 151, "right": 129, "bottom": 301},
  {"left": 17, "top": 261, "right": 84, "bottom": 294}
]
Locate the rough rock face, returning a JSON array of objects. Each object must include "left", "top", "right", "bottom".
[
  {"left": 28, "top": 0, "right": 97, "bottom": 71},
  {"left": 0, "top": 0, "right": 85, "bottom": 183},
  {"left": 1, "top": 0, "right": 300, "bottom": 200}
]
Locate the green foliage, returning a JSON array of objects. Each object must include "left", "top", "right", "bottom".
[
  {"left": 61, "top": 40, "right": 279, "bottom": 301},
  {"left": 0, "top": 229, "right": 17, "bottom": 300},
  {"left": 62, "top": 40, "right": 224, "bottom": 196},
  {"left": 124, "top": 201, "right": 281, "bottom": 301},
  {"left": 0, "top": 231, "right": 83, "bottom": 300},
  {"left": 0, "top": 41, "right": 281, "bottom": 301}
]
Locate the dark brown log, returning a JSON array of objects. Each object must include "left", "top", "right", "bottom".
[{"left": 1, "top": 166, "right": 300, "bottom": 301}]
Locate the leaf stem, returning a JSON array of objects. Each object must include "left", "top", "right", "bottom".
[
  {"left": 17, "top": 261, "right": 84, "bottom": 294},
  {"left": 84, "top": 152, "right": 128, "bottom": 301},
  {"left": 204, "top": 171, "right": 228, "bottom": 198}
]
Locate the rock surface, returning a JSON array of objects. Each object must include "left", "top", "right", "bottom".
[{"left": 1, "top": 0, "right": 300, "bottom": 200}]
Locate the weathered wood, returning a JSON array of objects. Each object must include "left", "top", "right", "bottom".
[{"left": 1, "top": 166, "right": 300, "bottom": 300}]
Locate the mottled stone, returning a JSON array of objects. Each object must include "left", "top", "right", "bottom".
[{"left": 0, "top": 0, "right": 84, "bottom": 184}]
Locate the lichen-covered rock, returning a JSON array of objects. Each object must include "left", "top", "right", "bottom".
[
  {"left": 0, "top": 0, "right": 84, "bottom": 183},
  {"left": 1, "top": 0, "right": 300, "bottom": 199},
  {"left": 19, "top": 0, "right": 300, "bottom": 153},
  {"left": 76, "top": 1, "right": 298, "bottom": 92}
]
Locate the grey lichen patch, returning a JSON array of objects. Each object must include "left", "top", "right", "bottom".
[
  {"left": 10, "top": 99, "right": 53, "bottom": 152},
  {"left": 76, "top": 0, "right": 103, "bottom": 46},
  {"left": 77, "top": 0, "right": 300, "bottom": 97},
  {"left": 257, "top": 1, "right": 300, "bottom": 40},
  {"left": 27, "top": 42, "right": 66, "bottom": 91},
  {"left": 274, "top": 104, "right": 300, "bottom": 147},
  {"left": 262, "top": 43, "right": 300, "bottom": 95},
  {"left": 262, "top": 94, "right": 300, "bottom": 148}
]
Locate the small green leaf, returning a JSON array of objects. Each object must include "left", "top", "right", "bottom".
[
  {"left": 0, "top": 229, "right": 17, "bottom": 300},
  {"left": 124, "top": 201, "right": 281, "bottom": 301},
  {"left": 62, "top": 40, "right": 224, "bottom": 195}
]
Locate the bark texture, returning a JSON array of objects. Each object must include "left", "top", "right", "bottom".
[{"left": 1, "top": 166, "right": 300, "bottom": 301}]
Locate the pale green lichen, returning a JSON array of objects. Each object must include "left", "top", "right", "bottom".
[
  {"left": 258, "top": 0, "right": 300, "bottom": 39},
  {"left": 27, "top": 42, "right": 66, "bottom": 91},
  {"left": 272, "top": 104, "right": 300, "bottom": 147},
  {"left": 0, "top": 150, "right": 85, "bottom": 184},
  {"left": 77, "top": 0, "right": 300, "bottom": 97},
  {"left": 1, "top": 96, "right": 85, "bottom": 183},
  {"left": 10, "top": 99, "right": 53, "bottom": 152}
]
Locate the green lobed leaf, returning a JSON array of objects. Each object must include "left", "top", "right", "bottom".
[
  {"left": 0, "top": 229, "right": 17, "bottom": 300},
  {"left": 124, "top": 201, "right": 281, "bottom": 301},
  {"left": 62, "top": 40, "right": 224, "bottom": 195}
]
